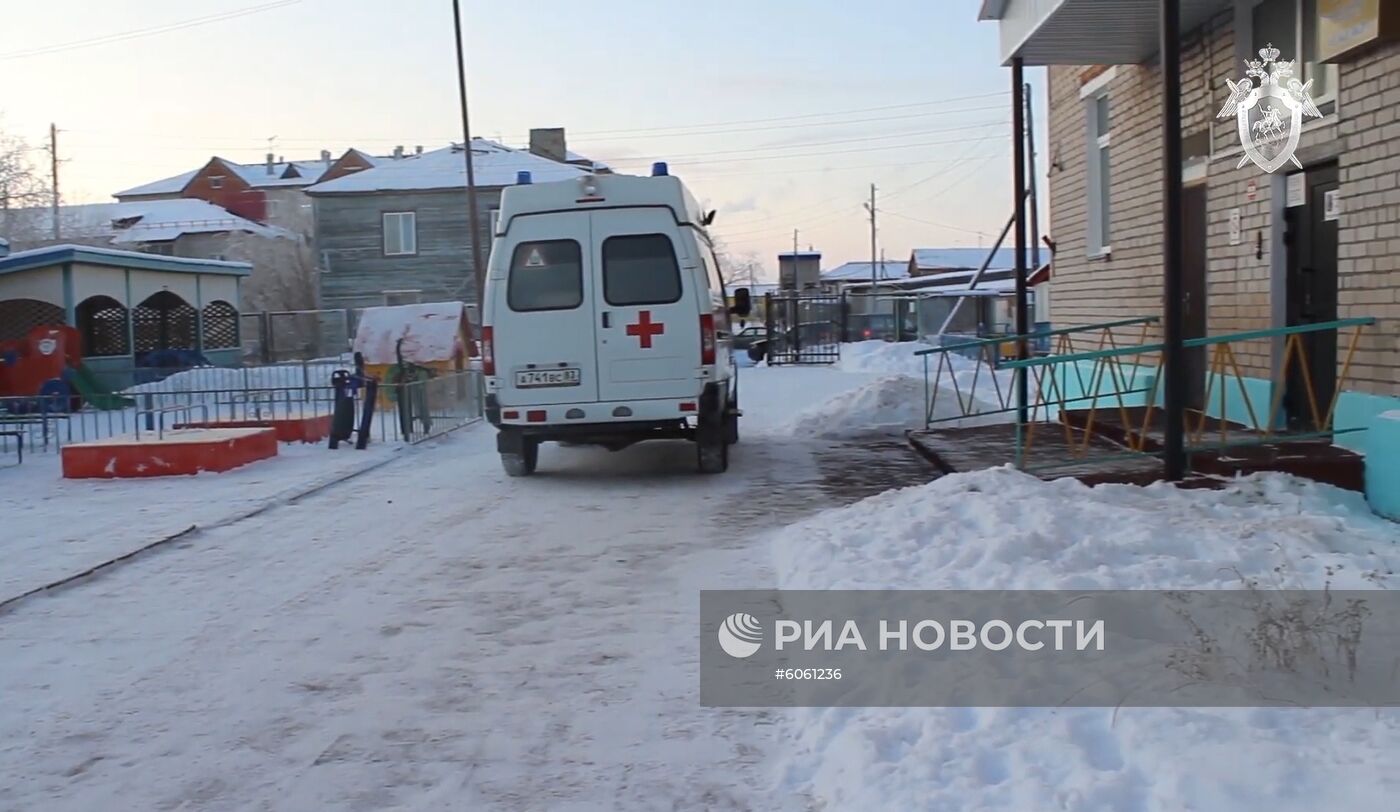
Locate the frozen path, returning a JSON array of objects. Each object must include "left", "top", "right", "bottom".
[{"left": 0, "top": 366, "right": 930, "bottom": 811}]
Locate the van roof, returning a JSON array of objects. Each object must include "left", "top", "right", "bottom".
[{"left": 497, "top": 173, "right": 707, "bottom": 231}]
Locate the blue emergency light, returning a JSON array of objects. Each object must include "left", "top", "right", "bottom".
[
  {"left": 516, "top": 171, "right": 533, "bottom": 185},
  {"left": 651, "top": 162, "right": 669, "bottom": 177}
]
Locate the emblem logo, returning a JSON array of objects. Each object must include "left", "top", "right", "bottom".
[{"left": 1218, "top": 44, "right": 1323, "bottom": 174}]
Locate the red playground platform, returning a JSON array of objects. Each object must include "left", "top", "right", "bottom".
[
  {"left": 173, "top": 414, "right": 332, "bottom": 444},
  {"left": 61, "top": 427, "right": 278, "bottom": 479}
]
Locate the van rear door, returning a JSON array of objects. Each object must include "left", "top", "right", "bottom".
[
  {"left": 495, "top": 212, "right": 599, "bottom": 404},
  {"left": 590, "top": 209, "right": 701, "bottom": 402}
]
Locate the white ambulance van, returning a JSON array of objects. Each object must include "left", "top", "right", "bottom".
[{"left": 481, "top": 163, "right": 752, "bottom": 476}]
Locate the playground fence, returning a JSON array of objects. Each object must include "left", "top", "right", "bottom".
[{"left": 0, "top": 364, "right": 485, "bottom": 457}]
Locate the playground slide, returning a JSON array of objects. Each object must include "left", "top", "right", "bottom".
[{"left": 67, "top": 364, "right": 135, "bottom": 410}]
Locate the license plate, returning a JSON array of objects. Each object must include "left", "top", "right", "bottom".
[{"left": 515, "top": 368, "right": 581, "bottom": 388}]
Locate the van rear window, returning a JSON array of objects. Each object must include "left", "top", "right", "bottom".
[
  {"left": 508, "top": 240, "right": 583, "bottom": 312},
  {"left": 602, "top": 234, "right": 682, "bottom": 306}
]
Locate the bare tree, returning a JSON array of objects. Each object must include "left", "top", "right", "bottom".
[
  {"left": 0, "top": 120, "right": 52, "bottom": 240},
  {"left": 710, "top": 236, "right": 765, "bottom": 289},
  {"left": 221, "top": 232, "right": 319, "bottom": 312}
]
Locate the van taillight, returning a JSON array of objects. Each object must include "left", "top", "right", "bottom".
[
  {"left": 482, "top": 326, "right": 495, "bottom": 375},
  {"left": 699, "top": 314, "right": 716, "bottom": 365}
]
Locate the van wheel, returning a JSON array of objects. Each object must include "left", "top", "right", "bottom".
[
  {"left": 725, "top": 399, "right": 739, "bottom": 445},
  {"left": 501, "top": 438, "right": 539, "bottom": 477},
  {"left": 697, "top": 434, "right": 728, "bottom": 474}
]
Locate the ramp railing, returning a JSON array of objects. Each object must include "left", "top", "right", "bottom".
[
  {"left": 999, "top": 316, "right": 1378, "bottom": 470},
  {"left": 916, "top": 317, "right": 1159, "bottom": 428}
]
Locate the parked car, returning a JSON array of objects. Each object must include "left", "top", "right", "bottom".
[
  {"left": 848, "top": 313, "right": 918, "bottom": 342},
  {"left": 730, "top": 324, "right": 767, "bottom": 353}
]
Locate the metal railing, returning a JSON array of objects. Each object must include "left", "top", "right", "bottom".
[
  {"left": 917, "top": 317, "right": 1160, "bottom": 428},
  {"left": 998, "top": 317, "right": 1378, "bottom": 470},
  {"left": 0, "top": 365, "right": 485, "bottom": 457},
  {"left": 391, "top": 370, "right": 485, "bottom": 443},
  {"left": 135, "top": 403, "right": 211, "bottom": 441}
]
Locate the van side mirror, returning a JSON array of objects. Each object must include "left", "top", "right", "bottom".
[
  {"left": 702, "top": 209, "right": 717, "bottom": 226},
  {"left": 730, "top": 287, "right": 752, "bottom": 317}
]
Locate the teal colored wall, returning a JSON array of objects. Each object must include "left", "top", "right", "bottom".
[
  {"left": 1045, "top": 356, "right": 1398, "bottom": 518},
  {"left": 82, "top": 356, "right": 136, "bottom": 391},
  {"left": 1043, "top": 359, "right": 1158, "bottom": 413},
  {"left": 82, "top": 351, "right": 241, "bottom": 391},
  {"left": 1368, "top": 411, "right": 1400, "bottom": 521},
  {"left": 203, "top": 349, "right": 240, "bottom": 367}
]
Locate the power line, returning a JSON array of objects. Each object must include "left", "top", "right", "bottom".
[
  {"left": 682, "top": 150, "right": 1005, "bottom": 178},
  {"left": 596, "top": 119, "right": 1007, "bottom": 164},
  {"left": 716, "top": 149, "right": 1008, "bottom": 244},
  {"left": 881, "top": 210, "right": 993, "bottom": 239},
  {"left": 515, "top": 91, "right": 1008, "bottom": 138},
  {"left": 58, "top": 102, "right": 1012, "bottom": 152},
  {"left": 626, "top": 131, "right": 1012, "bottom": 169},
  {"left": 0, "top": 1, "right": 301, "bottom": 61}
]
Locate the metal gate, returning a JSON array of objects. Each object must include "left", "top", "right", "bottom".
[{"left": 762, "top": 292, "right": 843, "bottom": 365}]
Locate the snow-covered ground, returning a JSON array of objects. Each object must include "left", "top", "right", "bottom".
[
  {"left": 770, "top": 468, "right": 1400, "bottom": 811},
  {"left": 0, "top": 364, "right": 909, "bottom": 811},
  {"left": 782, "top": 341, "right": 1013, "bottom": 435},
  {"left": 0, "top": 440, "right": 399, "bottom": 604},
  {"left": 3, "top": 352, "right": 1397, "bottom": 811}
]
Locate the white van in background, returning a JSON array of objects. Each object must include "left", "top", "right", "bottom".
[{"left": 481, "top": 164, "right": 752, "bottom": 476}]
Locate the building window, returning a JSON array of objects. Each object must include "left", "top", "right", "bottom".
[
  {"left": 1086, "top": 92, "right": 1111, "bottom": 255},
  {"left": 383, "top": 211, "right": 417, "bottom": 256},
  {"left": 209, "top": 175, "right": 225, "bottom": 189},
  {"left": 1253, "top": 0, "right": 1336, "bottom": 114}
]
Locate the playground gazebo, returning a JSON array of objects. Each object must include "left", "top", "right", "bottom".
[{"left": 0, "top": 244, "right": 251, "bottom": 388}]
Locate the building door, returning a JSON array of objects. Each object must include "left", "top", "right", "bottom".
[
  {"left": 1181, "top": 182, "right": 1209, "bottom": 412},
  {"left": 1283, "top": 163, "right": 1339, "bottom": 430}
]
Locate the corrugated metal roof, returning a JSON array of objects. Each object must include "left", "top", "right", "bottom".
[
  {"left": 114, "top": 157, "right": 332, "bottom": 197},
  {"left": 0, "top": 244, "right": 251, "bottom": 277},
  {"left": 911, "top": 247, "right": 1016, "bottom": 270},
  {"left": 821, "top": 260, "right": 909, "bottom": 281},
  {"left": 307, "top": 140, "right": 591, "bottom": 195},
  {"left": 3, "top": 200, "right": 291, "bottom": 245}
]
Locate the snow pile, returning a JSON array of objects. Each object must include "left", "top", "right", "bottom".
[
  {"left": 783, "top": 374, "right": 927, "bottom": 436},
  {"left": 771, "top": 468, "right": 1400, "bottom": 811},
  {"left": 121, "top": 361, "right": 349, "bottom": 397},
  {"left": 837, "top": 340, "right": 932, "bottom": 376}
]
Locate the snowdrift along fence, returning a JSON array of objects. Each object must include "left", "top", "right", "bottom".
[
  {"left": 1000, "top": 316, "right": 1377, "bottom": 471},
  {"left": 0, "top": 364, "right": 484, "bottom": 455},
  {"left": 917, "top": 317, "right": 1160, "bottom": 429}
]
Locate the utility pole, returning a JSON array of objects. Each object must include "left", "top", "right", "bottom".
[
  {"left": 790, "top": 228, "right": 798, "bottom": 289},
  {"left": 863, "top": 184, "right": 878, "bottom": 292},
  {"left": 49, "top": 123, "right": 60, "bottom": 240},
  {"left": 1012, "top": 59, "right": 1029, "bottom": 435},
  {"left": 1025, "top": 86, "right": 1042, "bottom": 280},
  {"left": 452, "top": 0, "right": 486, "bottom": 313},
  {"left": 1162, "top": 0, "right": 1186, "bottom": 481}
]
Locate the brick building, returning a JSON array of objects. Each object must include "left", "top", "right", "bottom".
[
  {"left": 983, "top": 2, "right": 1400, "bottom": 400},
  {"left": 979, "top": 0, "right": 1400, "bottom": 513}
]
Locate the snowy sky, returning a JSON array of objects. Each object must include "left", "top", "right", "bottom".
[{"left": 2, "top": 0, "right": 1048, "bottom": 279}]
